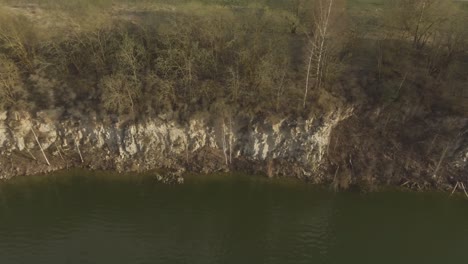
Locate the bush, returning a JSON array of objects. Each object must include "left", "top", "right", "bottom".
[
  {"left": 0, "top": 55, "right": 26, "bottom": 110},
  {"left": 99, "top": 73, "right": 142, "bottom": 115}
]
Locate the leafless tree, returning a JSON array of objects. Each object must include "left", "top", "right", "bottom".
[
  {"left": 388, "top": 0, "right": 457, "bottom": 50},
  {"left": 303, "top": 0, "right": 346, "bottom": 108},
  {"left": 99, "top": 73, "right": 141, "bottom": 115},
  {"left": 0, "top": 55, "right": 25, "bottom": 110}
]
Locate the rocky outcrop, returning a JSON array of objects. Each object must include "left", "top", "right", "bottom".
[
  {"left": 0, "top": 109, "right": 466, "bottom": 191},
  {"left": 0, "top": 109, "right": 351, "bottom": 181}
]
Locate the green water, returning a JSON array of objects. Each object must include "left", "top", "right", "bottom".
[{"left": 0, "top": 171, "right": 467, "bottom": 264}]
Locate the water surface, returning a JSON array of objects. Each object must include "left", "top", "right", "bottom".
[{"left": 0, "top": 171, "right": 467, "bottom": 264}]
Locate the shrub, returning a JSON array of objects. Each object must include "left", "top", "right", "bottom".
[{"left": 0, "top": 55, "right": 26, "bottom": 110}]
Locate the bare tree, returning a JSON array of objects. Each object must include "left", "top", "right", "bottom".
[
  {"left": 426, "top": 11, "right": 467, "bottom": 76},
  {"left": 99, "top": 73, "right": 141, "bottom": 115},
  {"left": 0, "top": 13, "right": 35, "bottom": 69},
  {"left": 117, "top": 33, "right": 145, "bottom": 81},
  {"left": 388, "top": 0, "right": 456, "bottom": 50},
  {"left": 303, "top": 0, "right": 346, "bottom": 108},
  {"left": 0, "top": 55, "right": 25, "bottom": 110}
]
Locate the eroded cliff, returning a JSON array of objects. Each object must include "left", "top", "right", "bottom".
[{"left": 0, "top": 108, "right": 466, "bottom": 192}]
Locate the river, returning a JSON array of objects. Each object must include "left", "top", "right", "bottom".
[{"left": 0, "top": 170, "right": 467, "bottom": 264}]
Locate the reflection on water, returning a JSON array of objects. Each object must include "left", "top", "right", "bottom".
[{"left": 0, "top": 170, "right": 467, "bottom": 264}]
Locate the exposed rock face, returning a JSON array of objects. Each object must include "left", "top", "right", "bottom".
[
  {"left": 0, "top": 109, "right": 466, "bottom": 191},
  {"left": 0, "top": 110, "right": 350, "bottom": 181}
]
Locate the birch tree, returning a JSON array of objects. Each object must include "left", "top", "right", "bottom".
[{"left": 303, "top": 0, "right": 346, "bottom": 108}]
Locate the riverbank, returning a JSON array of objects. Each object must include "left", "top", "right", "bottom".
[
  {"left": 0, "top": 109, "right": 466, "bottom": 193},
  {"left": 0, "top": 1, "right": 466, "bottom": 192}
]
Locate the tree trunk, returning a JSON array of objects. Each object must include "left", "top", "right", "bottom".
[
  {"left": 31, "top": 127, "right": 50, "bottom": 166},
  {"left": 76, "top": 141, "right": 84, "bottom": 164},
  {"left": 413, "top": 1, "right": 427, "bottom": 49},
  {"left": 303, "top": 48, "right": 314, "bottom": 108}
]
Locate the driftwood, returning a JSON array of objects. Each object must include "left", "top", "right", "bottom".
[
  {"left": 432, "top": 144, "right": 449, "bottom": 179},
  {"left": 461, "top": 183, "right": 468, "bottom": 198},
  {"left": 333, "top": 165, "right": 340, "bottom": 182},
  {"left": 229, "top": 117, "right": 233, "bottom": 165},
  {"left": 401, "top": 181, "right": 410, "bottom": 187},
  {"left": 450, "top": 182, "right": 459, "bottom": 196},
  {"left": 76, "top": 143, "right": 84, "bottom": 163},
  {"left": 55, "top": 142, "right": 65, "bottom": 162},
  {"left": 450, "top": 182, "right": 468, "bottom": 198},
  {"left": 31, "top": 127, "right": 50, "bottom": 166},
  {"left": 26, "top": 149, "right": 37, "bottom": 161}
]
